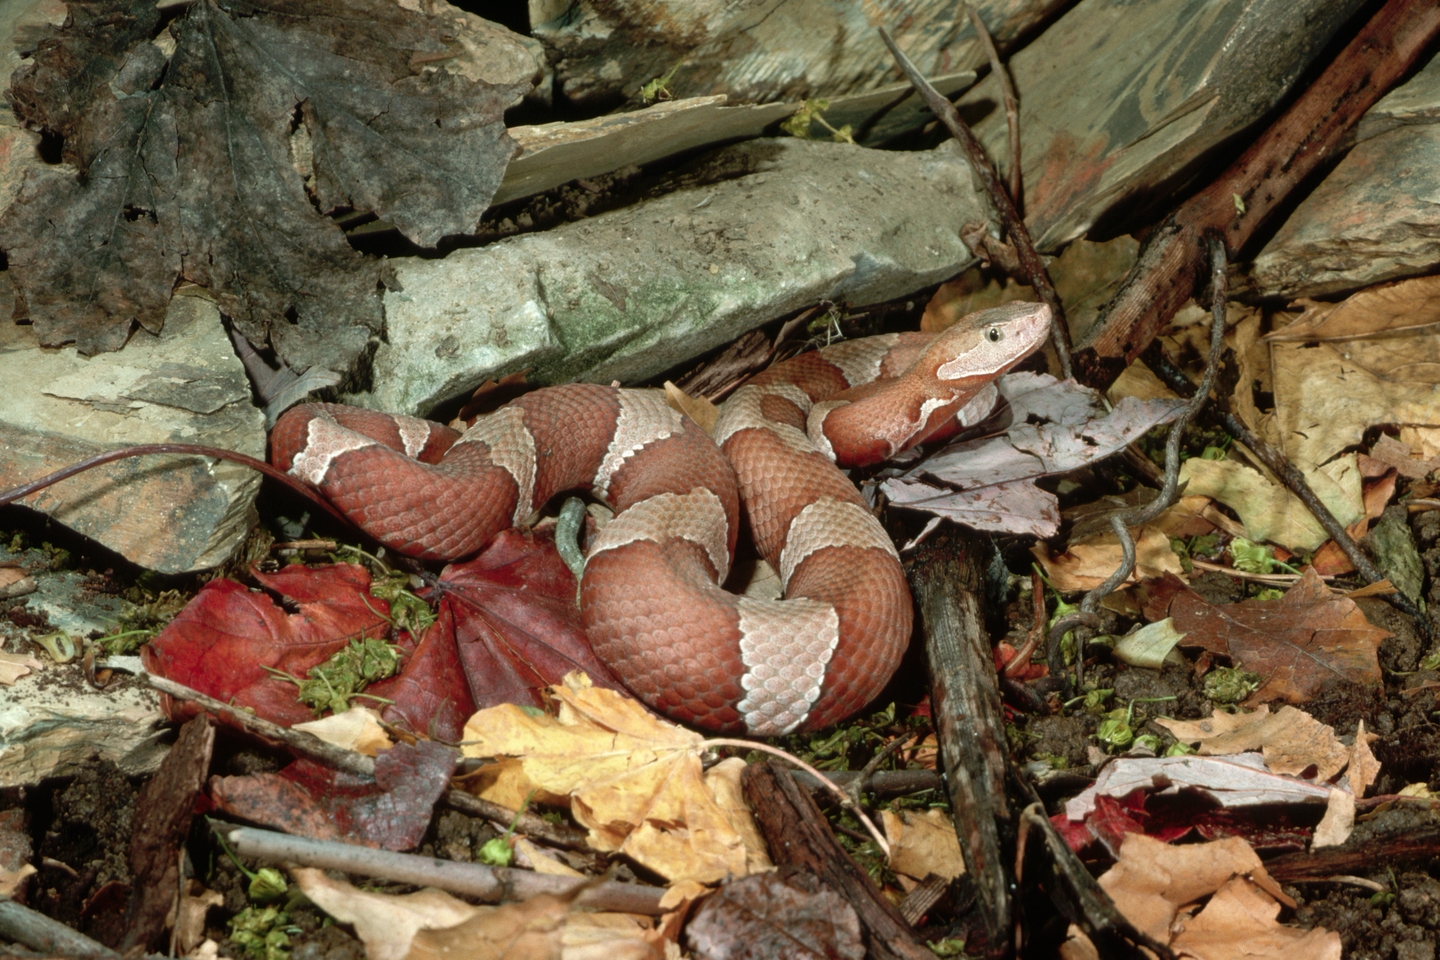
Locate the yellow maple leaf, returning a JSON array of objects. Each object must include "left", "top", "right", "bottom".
[{"left": 461, "top": 673, "right": 771, "bottom": 885}]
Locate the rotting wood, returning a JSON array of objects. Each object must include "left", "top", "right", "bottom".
[
  {"left": 741, "top": 761, "right": 933, "bottom": 960},
  {"left": 1074, "top": 0, "right": 1440, "bottom": 388},
  {"left": 122, "top": 716, "right": 214, "bottom": 953},
  {"left": 1264, "top": 825, "right": 1440, "bottom": 883},
  {"left": 907, "top": 524, "right": 1013, "bottom": 956}
]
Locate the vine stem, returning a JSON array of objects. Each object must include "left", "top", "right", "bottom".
[{"left": 703, "top": 738, "right": 891, "bottom": 858}]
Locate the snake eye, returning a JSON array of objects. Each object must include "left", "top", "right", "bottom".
[{"left": 986, "top": 326, "right": 1003, "bottom": 343}]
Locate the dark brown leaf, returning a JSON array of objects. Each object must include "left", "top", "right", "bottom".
[
  {"left": 1147, "top": 569, "right": 1391, "bottom": 703},
  {"left": 1, "top": 0, "right": 522, "bottom": 376},
  {"left": 684, "top": 871, "right": 865, "bottom": 960}
]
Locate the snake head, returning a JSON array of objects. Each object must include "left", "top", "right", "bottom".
[{"left": 925, "top": 301, "right": 1053, "bottom": 385}]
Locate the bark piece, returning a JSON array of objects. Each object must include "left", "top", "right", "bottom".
[{"left": 741, "top": 762, "right": 932, "bottom": 960}]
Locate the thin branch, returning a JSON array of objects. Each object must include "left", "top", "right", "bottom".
[
  {"left": 220, "top": 825, "right": 666, "bottom": 915},
  {"left": 963, "top": 3, "right": 1021, "bottom": 210},
  {"left": 878, "top": 26, "right": 1073, "bottom": 380}
]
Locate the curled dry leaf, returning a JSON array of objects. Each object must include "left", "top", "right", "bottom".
[
  {"left": 292, "top": 706, "right": 394, "bottom": 757},
  {"left": 461, "top": 673, "right": 770, "bottom": 884},
  {"left": 1154, "top": 705, "right": 1356, "bottom": 783},
  {"left": 1031, "top": 525, "right": 1185, "bottom": 593},
  {"left": 0, "top": 651, "right": 42, "bottom": 686},
  {"left": 1169, "top": 875, "right": 1341, "bottom": 960}
]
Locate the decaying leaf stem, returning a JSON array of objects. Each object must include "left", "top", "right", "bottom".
[
  {"left": 1047, "top": 236, "right": 1228, "bottom": 686},
  {"left": 878, "top": 26, "right": 1072, "bottom": 380}
]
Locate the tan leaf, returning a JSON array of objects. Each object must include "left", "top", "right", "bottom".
[
  {"left": 1106, "top": 359, "right": 1177, "bottom": 405},
  {"left": 1031, "top": 525, "right": 1184, "bottom": 593},
  {"left": 1265, "top": 275, "right": 1440, "bottom": 342},
  {"left": 1369, "top": 434, "right": 1440, "bottom": 479},
  {"left": 1178, "top": 455, "right": 1363, "bottom": 553},
  {"left": 1169, "top": 875, "right": 1341, "bottom": 960},
  {"left": 1154, "top": 705, "right": 1351, "bottom": 781},
  {"left": 461, "top": 673, "right": 758, "bottom": 884},
  {"left": 704, "top": 758, "right": 774, "bottom": 875},
  {"left": 1348, "top": 719, "right": 1381, "bottom": 797},
  {"left": 0, "top": 863, "right": 36, "bottom": 898},
  {"left": 293, "top": 867, "right": 482, "bottom": 960},
  {"left": 293, "top": 706, "right": 393, "bottom": 757},
  {"left": 1100, "top": 834, "right": 1271, "bottom": 943},
  {"left": 0, "top": 651, "right": 42, "bottom": 686},
  {"left": 663, "top": 381, "right": 718, "bottom": 435},
  {"left": 1312, "top": 788, "right": 1355, "bottom": 849},
  {"left": 176, "top": 884, "right": 225, "bottom": 956},
  {"left": 514, "top": 837, "right": 584, "bottom": 878},
  {"left": 881, "top": 809, "right": 966, "bottom": 882}
]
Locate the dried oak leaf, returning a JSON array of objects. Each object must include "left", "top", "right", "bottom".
[
  {"left": 1142, "top": 568, "right": 1390, "bottom": 704},
  {"left": 1154, "top": 705, "right": 1353, "bottom": 782},
  {"left": 0, "top": 0, "right": 521, "bottom": 375},
  {"left": 461, "top": 672, "right": 771, "bottom": 885}
]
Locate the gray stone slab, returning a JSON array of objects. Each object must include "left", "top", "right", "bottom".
[
  {"left": 346, "top": 137, "right": 993, "bottom": 416},
  {"left": 0, "top": 290, "right": 266, "bottom": 573},
  {"left": 1235, "top": 51, "right": 1440, "bottom": 300},
  {"left": 531, "top": 0, "right": 1059, "bottom": 111},
  {"left": 960, "top": 0, "right": 1368, "bottom": 252}
]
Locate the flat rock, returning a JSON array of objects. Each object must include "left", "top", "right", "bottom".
[
  {"left": 530, "top": 0, "right": 1057, "bottom": 111},
  {"left": 345, "top": 137, "right": 993, "bottom": 415},
  {"left": 1235, "top": 52, "right": 1440, "bottom": 300},
  {"left": 960, "top": 0, "right": 1368, "bottom": 252},
  {"left": 497, "top": 71, "right": 976, "bottom": 205},
  {"left": 0, "top": 670, "right": 168, "bottom": 787},
  {"left": 0, "top": 290, "right": 266, "bottom": 573}
]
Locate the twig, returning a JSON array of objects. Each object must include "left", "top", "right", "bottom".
[
  {"left": 0, "top": 896, "right": 122, "bottom": 958},
  {"left": 1047, "top": 236, "right": 1228, "bottom": 686},
  {"left": 144, "top": 673, "right": 592, "bottom": 851},
  {"left": 220, "top": 825, "right": 666, "bottom": 915},
  {"left": 962, "top": 3, "right": 1021, "bottom": 210},
  {"left": 1146, "top": 349, "right": 1431, "bottom": 635},
  {"left": 1188, "top": 558, "right": 1336, "bottom": 584},
  {"left": 878, "top": 27, "right": 1073, "bottom": 381},
  {"left": 1002, "top": 570, "right": 1048, "bottom": 677},
  {"left": 843, "top": 728, "right": 926, "bottom": 811}
]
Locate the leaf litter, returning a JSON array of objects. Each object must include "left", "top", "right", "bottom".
[{"left": 0, "top": 0, "right": 523, "bottom": 377}]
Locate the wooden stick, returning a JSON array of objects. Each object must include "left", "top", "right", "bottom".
[
  {"left": 222, "top": 825, "right": 666, "bottom": 916},
  {"left": 878, "top": 27, "right": 1073, "bottom": 381},
  {"left": 907, "top": 524, "right": 1013, "bottom": 953},
  {"left": 963, "top": 3, "right": 1021, "bottom": 210},
  {"left": 742, "top": 762, "right": 933, "bottom": 960},
  {"left": 1075, "top": 0, "right": 1440, "bottom": 386},
  {"left": 0, "top": 896, "right": 121, "bottom": 958}
]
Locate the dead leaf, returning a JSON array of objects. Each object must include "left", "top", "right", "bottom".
[
  {"left": 663, "top": 381, "right": 719, "bottom": 434},
  {"left": 461, "top": 673, "right": 763, "bottom": 884},
  {"left": 1311, "top": 468, "right": 1396, "bottom": 575},
  {"left": 881, "top": 809, "right": 966, "bottom": 882},
  {"left": 1265, "top": 275, "right": 1440, "bottom": 342},
  {"left": 513, "top": 838, "right": 584, "bottom": 878},
  {"left": 0, "top": 863, "right": 36, "bottom": 898},
  {"left": 1311, "top": 788, "right": 1355, "bottom": 849},
  {"left": 1, "top": 0, "right": 523, "bottom": 375},
  {"left": 1099, "top": 834, "right": 1276, "bottom": 943},
  {"left": 1145, "top": 569, "right": 1390, "bottom": 704},
  {"left": 294, "top": 867, "right": 482, "bottom": 960},
  {"left": 1178, "top": 455, "right": 1363, "bottom": 553},
  {"left": 293, "top": 706, "right": 393, "bottom": 757},
  {"left": 0, "top": 566, "right": 36, "bottom": 600},
  {"left": 1064, "top": 754, "right": 1331, "bottom": 824},
  {"left": 1169, "top": 875, "right": 1341, "bottom": 960},
  {"left": 885, "top": 374, "right": 1183, "bottom": 538},
  {"left": 683, "top": 871, "right": 864, "bottom": 960},
  {"left": 175, "top": 883, "right": 225, "bottom": 956},
  {"left": 1032, "top": 525, "right": 1185, "bottom": 593},
  {"left": 0, "top": 651, "right": 42, "bottom": 685},
  {"left": 1348, "top": 719, "right": 1381, "bottom": 797},
  {"left": 1369, "top": 434, "right": 1440, "bottom": 479},
  {"left": 1267, "top": 332, "right": 1440, "bottom": 473},
  {"left": 1154, "top": 706, "right": 1353, "bottom": 782}
]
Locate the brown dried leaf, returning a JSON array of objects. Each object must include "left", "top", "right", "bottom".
[
  {"left": 1154, "top": 706, "right": 1352, "bottom": 782},
  {"left": 683, "top": 872, "right": 863, "bottom": 960},
  {"left": 1265, "top": 275, "right": 1440, "bottom": 342},
  {"left": 663, "top": 380, "right": 720, "bottom": 435},
  {"left": 1146, "top": 569, "right": 1390, "bottom": 704},
  {"left": 1099, "top": 834, "right": 1273, "bottom": 943},
  {"left": 1031, "top": 525, "right": 1185, "bottom": 593},
  {"left": 0, "top": 651, "right": 42, "bottom": 686},
  {"left": 1349, "top": 719, "right": 1381, "bottom": 797}
]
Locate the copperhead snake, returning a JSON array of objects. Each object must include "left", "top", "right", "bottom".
[{"left": 270, "top": 302, "right": 1051, "bottom": 734}]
